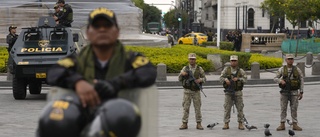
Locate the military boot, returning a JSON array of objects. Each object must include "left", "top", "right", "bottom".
[
  {"left": 222, "top": 123, "right": 229, "bottom": 130},
  {"left": 179, "top": 122, "right": 188, "bottom": 130},
  {"left": 238, "top": 122, "right": 245, "bottom": 130},
  {"left": 196, "top": 122, "right": 204, "bottom": 130},
  {"left": 276, "top": 122, "right": 285, "bottom": 131},
  {"left": 292, "top": 122, "right": 302, "bottom": 131}
]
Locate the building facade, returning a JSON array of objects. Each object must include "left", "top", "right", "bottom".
[{"left": 200, "top": 0, "right": 317, "bottom": 39}]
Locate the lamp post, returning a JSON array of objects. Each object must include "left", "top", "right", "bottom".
[{"left": 217, "top": 0, "right": 221, "bottom": 47}]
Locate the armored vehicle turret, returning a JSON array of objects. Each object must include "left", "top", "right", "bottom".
[{"left": 9, "top": 16, "right": 83, "bottom": 99}]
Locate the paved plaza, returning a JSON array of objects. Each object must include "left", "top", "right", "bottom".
[
  {"left": 158, "top": 84, "right": 320, "bottom": 137},
  {"left": 0, "top": 82, "right": 319, "bottom": 137}
]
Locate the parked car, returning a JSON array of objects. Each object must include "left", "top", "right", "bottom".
[{"left": 178, "top": 33, "right": 207, "bottom": 45}]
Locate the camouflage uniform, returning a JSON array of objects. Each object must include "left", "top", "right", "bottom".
[
  {"left": 178, "top": 64, "right": 206, "bottom": 123},
  {"left": 219, "top": 66, "right": 247, "bottom": 123},
  {"left": 274, "top": 66, "right": 304, "bottom": 123}
]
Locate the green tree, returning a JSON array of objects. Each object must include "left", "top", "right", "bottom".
[
  {"left": 132, "top": 0, "right": 144, "bottom": 9},
  {"left": 163, "top": 9, "right": 188, "bottom": 31},
  {"left": 284, "top": 0, "right": 313, "bottom": 56},
  {"left": 131, "top": 0, "right": 162, "bottom": 31},
  {"left": 260, "top": 0, "right": 286, "bottom": 33},
  {"left": 142, "top": 4, "right": 161, "bottom": 31}
]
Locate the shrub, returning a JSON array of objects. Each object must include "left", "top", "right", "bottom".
[
  {"left": 220, "top": 52, "right": 251, "bottom": 69},
  {"left": 248, "top": 54, "right": 283, "bottom": 69},
  {"left": 201, "top": 42, "right": 217, "bottom": 47},
  {"left": 219, "top": 41, "right": 234, "bottom": 51},
  {"left": 125, "top": 45, "right": 282, "bottom": 73}
]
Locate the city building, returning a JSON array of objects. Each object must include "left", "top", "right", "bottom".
[{"left": 199, "top": 0, "right": 317, "bottom": 39}]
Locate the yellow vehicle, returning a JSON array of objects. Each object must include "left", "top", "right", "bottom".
[{"left": 178, "top": 33, "right": 208, "bottom": 45}]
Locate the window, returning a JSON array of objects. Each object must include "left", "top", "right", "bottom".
[
  {"left": 300, "top": 21, "right": 307, "bottom": 28},
  {"left": 206, "top": 14, "right": 209, "bottom": 20},
  {"left": 262, "top": 9, "right": 265, "bottom": 17},
  {"left": 50, "top": 31, "right": 67, "bottom": 41},
  {"left": 24, "top": 32, "right": 40, "bottom": 41},
  {"left": 248, "top": 8, "right": 255, "bottom": 28}
]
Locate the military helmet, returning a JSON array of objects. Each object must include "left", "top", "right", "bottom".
[
  {"left": 81, "top": 98, "right": 141, "bottom": 137},
  {"left": 37, "top": 93, "right": 86, "bottom": 137}
]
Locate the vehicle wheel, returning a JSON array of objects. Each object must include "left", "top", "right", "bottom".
[
  {"left": 12, "top": 75, "right": 27, "bottom": 100},
  {"left": 179, "top": 41, "right": 183, "bottom": 44},
  {"left": 29, "top": 79, "right": 42, "bottom": 94}
]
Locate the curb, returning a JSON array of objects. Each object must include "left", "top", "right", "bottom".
[{"left": 1, "top": 76, "right": 319, "bottom": 87}]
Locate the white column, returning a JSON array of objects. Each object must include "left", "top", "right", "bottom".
[{"left": 217, "top": 0, "right": 221, "bottom": 47}]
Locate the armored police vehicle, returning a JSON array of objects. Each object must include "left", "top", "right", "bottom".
[{"left": 10, "top": 17, "right": 84, "bottom": 100}]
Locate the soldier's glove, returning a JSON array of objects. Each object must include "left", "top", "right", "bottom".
[{"left": 94, "top": 80, "right": 117, "bottom": 100}]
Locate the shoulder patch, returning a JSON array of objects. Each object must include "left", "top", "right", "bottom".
[
  {"left": 57, "top": 58, "right": 74, "bottom": 68},
  {"left": 132, "top": 56, "right": 149, "bottom": 69}
]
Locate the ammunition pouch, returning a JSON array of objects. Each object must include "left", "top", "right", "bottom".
[
  {"left": 182, "top": 78, "right": 200, "bottom": 91},
  {"left": 290, "top": 79, "right": 300, "bottom": 90},
  {"left": 223, "top": 80, "right": 243, "bottom": 91},
  {"left": 278, "top": 79, "right": 300, "bottom": 91}
]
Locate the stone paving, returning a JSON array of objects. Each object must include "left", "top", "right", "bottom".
[{"left": 158, "top": 84, "right": 320, "bottom": 137}]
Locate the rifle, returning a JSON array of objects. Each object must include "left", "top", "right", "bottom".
[
  {"left": 279, "top": 66, "right": 294, "bottom": 93},
  {"left": 186, "top": 70, "right": 207, "bottom": 97},
  {"left": 224, "top": 68, "right": 240, "bottom": 113}
]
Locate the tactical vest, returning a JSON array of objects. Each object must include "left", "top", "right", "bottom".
[
  {"left": 76, "top": 43, "right": 127, "bottom": 83},
  {"left": 282, "top": 65, "right": 300, "bottom": 90},
  {"left": 223, "top": 67, "right": 244, "bottom": 91},
  {"left": 182, "top": 65, "right": 201, "bottom": 91}
]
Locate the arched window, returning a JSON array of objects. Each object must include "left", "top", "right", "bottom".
[{"left": 248, "top": 8, "right": 254, "bottom": 28}]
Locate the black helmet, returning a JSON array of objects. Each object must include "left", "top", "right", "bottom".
[
  {"left": 37, "top": 93, "right": 87, "bottom": 137},
  {"left": 81, "top": 98, "right": 141, "bottom": 137}
]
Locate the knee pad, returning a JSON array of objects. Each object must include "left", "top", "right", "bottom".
[
  {"left": 81, "top": 98, "right": 141, "bottom": 137},
  {"left": 37, "top": 93, "right": 86, "bottom": 137}
]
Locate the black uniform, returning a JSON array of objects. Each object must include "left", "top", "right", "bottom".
[
  {"left": 6, "top": 33, "right": 18, "bottom": 52},
  {"left": 57, "top": 4, "right": 73, "bottom": 27},
  {"left": 47, "top": 49, "right": 157, "bottom": 98}
]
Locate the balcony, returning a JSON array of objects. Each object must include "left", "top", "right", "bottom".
[{"left": 241, "top": 33, "right": 287, "bottom": 52}]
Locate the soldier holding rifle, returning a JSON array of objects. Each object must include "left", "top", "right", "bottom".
[
  {"left": 220, "top": 55, "right": 247, "bottom": 130},
  {"left": 178, "top": 53, "right": 206, "bottom": 130}
]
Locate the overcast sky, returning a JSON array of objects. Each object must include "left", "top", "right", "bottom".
[{"left": 144, "top": 0, "right": 175, "bottom": 13}]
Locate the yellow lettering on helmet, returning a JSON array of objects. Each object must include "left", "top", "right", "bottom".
[{"left": 52, "top": 101, "right": 70, "bottom": 109}]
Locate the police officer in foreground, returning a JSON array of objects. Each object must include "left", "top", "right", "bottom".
[
  {"left": 37, "top": 7, "right": 157, "bottom": 137},
  {"left": 219, "top": 55, "right": 247, "bottom": 130},
  {"left": 6, "top": 25, "right": 18, "bottom": 73},
  {"left": 54, "top": 0, "right": 73, "bottom": 27},
  {"left": 274, "top": 54, "right": 303, "bottom": 131},
  {"left": 178, "top": 53, "right": 206, "bottom": 130}
]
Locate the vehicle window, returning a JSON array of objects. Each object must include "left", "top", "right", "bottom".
[
  {"left": 198, "top": 33, "right": 206, "bottom": 36},
  {"left": 185, "top": 34, "right": 191, "bottom": 37},
  {"left": 50, "top": 31, "right": 67, "bottom": 41},
  {"left": 190, "top": 33, "right": 195, "bottom": 37},
  {"left": 24, "top": 32, "right": 41, "bottom": 41}
]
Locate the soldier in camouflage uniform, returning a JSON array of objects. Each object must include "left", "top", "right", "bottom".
[
  {"left": 274, "top": 54, "right": 304, "bottom": 131},
  {"left": 178, "top": 53, "right": 206, "bottom": 130},
  {"left": 219, "top": 55, "right": 247, "bottom": 130}
]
